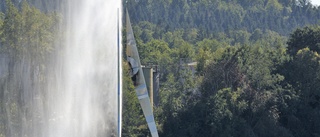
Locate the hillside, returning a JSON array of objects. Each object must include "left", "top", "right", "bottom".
[
  {"left": 127, "top": 0, "right": 320, "bottom": 36},
  {"left": 122, "top": 0, "right": 320, "bottom": 136}
]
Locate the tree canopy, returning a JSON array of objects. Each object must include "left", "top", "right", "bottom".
[{"left": 124, "top": 0, "right": 320, "bottom": 136}]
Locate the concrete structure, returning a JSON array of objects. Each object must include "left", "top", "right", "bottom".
[{"left": 142, "top": 64, "right": 160, "bottom": 108}]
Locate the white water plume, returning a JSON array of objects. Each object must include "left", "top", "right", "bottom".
[
  {"left": 0, "top": 0, "right": 122, "bottom": 137},
  {"left": 46, "top": 0, "right": 122, "bottom": 136}
]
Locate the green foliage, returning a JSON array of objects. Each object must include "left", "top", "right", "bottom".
[
  {"left": 139, "top": 39, "right": 171, "bottom": 65},
  {"left": 163, "top": 44, "right": 293, "bottom": 137},
  {"left": 229, "top": 30, "right": 251, "bottom": 45},
  {"left": 122, "top": 62, "right": 149, "bottom": 137},
  {"left": 1, "top": 0, "right": 23, "bottom": 56},
  {"left": 278, "top": 47, "right": 320, "bottom": 136},
  {"left": 127, "top": 1, "right": 320, "bottom": 135},
  {"left": 1, "top": 0, "right": 58, "bottom": 62},
  {"left": 175, "top": 41, "right": 195, "bottom": 59},
  {"left": 287, "top": 25, "right": 320, "bottom": 55},
  {"left": 0, "top": 1, "right": 59, "bottom": 136},
  {"left": 195, "top": 41, "right": 214, "bottom": 74},
  {"left": 127, "top": 0, "right": 320, "bottom": 36},
  {"left": 127, "top": 1, "right": 320, "bottom": 134}
]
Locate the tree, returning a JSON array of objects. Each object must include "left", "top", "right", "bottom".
[
  {"left": 0, "top": 1, "right": 59, "bottom": 136},
  {"left": 189, "top": 45, "right": 292, "bottom": 137},
  {"left": 1, "top": 0, "right": 23, "bottom": 57},
  {"left": 280, "top": 48, "right": 320, "bottom": 137},
  {"left": 287, "top": 26, "right": 320, "bottom": 55},
  {"left": 138, "top": 39, "right": 172, "bottom": 81}
]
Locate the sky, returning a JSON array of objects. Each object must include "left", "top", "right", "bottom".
[{"left": 311, "top": 0, "right": 320, "bottom": 6}]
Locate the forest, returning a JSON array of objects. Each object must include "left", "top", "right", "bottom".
[
  {"left": 0, "top": 0, "right": 319, "bottom": 136},
  {"left": 0, "top": 1, "right": 59, "bottom": 136},
  {"left": 123, "top": 0, "right": 320, "bottom": 137}
]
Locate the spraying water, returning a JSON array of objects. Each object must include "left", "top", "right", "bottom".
[
  {"left": 0, "top": 0, "right": 122, "bottom": 136},
  {"left": 48, "top": 0, "right": 122, "bottom": 136}
]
